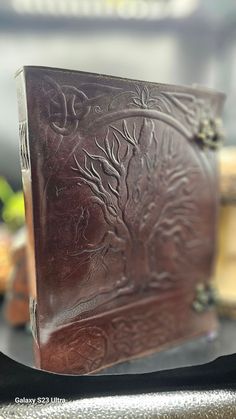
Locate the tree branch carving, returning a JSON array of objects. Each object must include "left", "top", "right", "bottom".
[{"left": 67, "top": 116, "right": 201, "bottom": 306}]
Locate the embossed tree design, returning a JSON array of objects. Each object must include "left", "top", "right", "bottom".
[{"left": 70, "top": 116, "right": 199, "bottom": 301}]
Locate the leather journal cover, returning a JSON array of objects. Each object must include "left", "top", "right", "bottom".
[{"left": 16, "top": 66, "right": 225, "bottom": 374}]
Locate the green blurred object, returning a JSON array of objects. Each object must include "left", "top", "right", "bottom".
[
  {"left": 0, "top": 177, "right": 13, "bottom": 205},
  {"left": 0, "top": 177, "right": 25, "bottom": 231}
]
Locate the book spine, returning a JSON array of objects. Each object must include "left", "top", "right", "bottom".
[{"left": 15, "top": 69, "right": 40, "bottom": 366}]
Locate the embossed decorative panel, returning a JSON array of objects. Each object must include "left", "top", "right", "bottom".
[{"left": 16, "top": 66, "right": 225, "bottom": 374}]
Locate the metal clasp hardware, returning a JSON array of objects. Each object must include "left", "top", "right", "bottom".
[
  {"left": 196, "top": 118, "right": 225, "bottom": 150},
  {"left": 192, "top": 283, "right": 218, "bottom": 313}
]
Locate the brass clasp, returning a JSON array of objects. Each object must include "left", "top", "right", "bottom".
[
  {"left": 192, "top": 283, "right": 218, "bottom": 313},
  {"left": 196, "top": 118, "right": 225, "bottom": 150}
]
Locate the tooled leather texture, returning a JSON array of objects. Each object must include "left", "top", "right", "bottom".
[
  {"left": 17, "top": 67, "right": 224, "bottom": 374},
  {"left": 1, "top": 390, "right": 236, "bottom": 418}
]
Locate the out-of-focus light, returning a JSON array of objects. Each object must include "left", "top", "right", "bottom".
[
  {"left": 171, "top": 0, "right": 198, "bottom": 18},
  {"left": 12, "top": 0, "right": 199, "bottom": 19},
  {"left": 117, "top": 0, "right": 149, "bottom": 20}
]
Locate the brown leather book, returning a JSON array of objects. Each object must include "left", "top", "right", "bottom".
[{"left": 16, "top": 66, "right": 225, "bottom": 374}]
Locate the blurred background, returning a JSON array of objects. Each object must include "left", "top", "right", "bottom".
[
  {"left": 0, "top": 0, "right": 236, "bottom": 189},
  {"left": 0, "top": 0, "right": 236, "bottom": 369}
]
